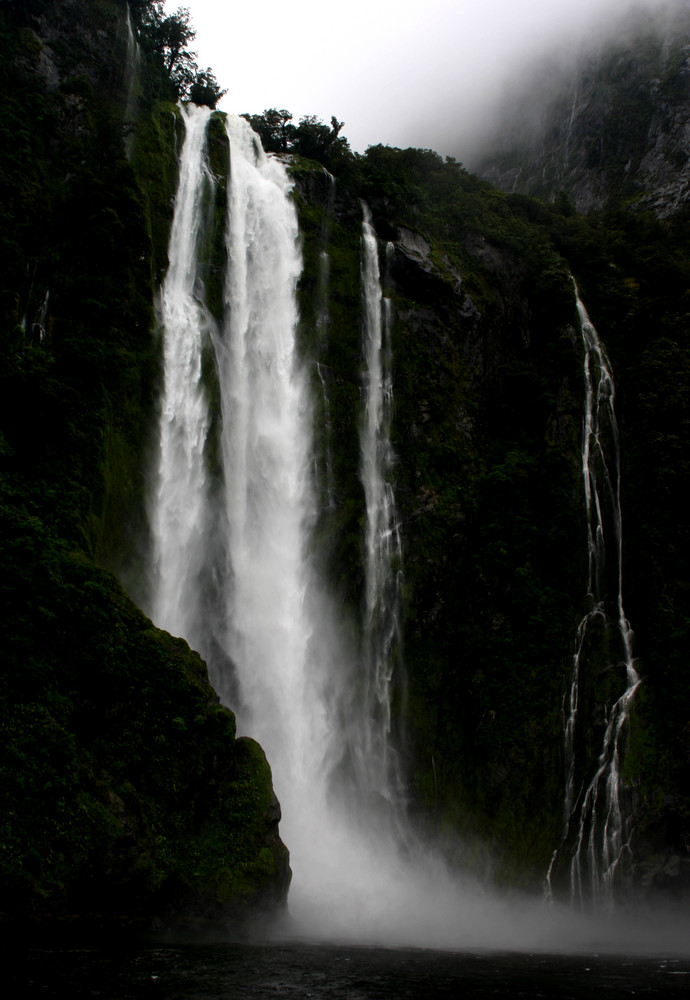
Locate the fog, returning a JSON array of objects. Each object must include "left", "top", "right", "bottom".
[{"left": 165, "top": 0, "right": 676, "bottom": 161}]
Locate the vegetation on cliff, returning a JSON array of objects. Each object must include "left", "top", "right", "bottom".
[
  {"left": 0, "top": 0, "right": 287, "bottom": 930},
  {"left": 1, "top": 0, "right": 688, "bottom": 920}
]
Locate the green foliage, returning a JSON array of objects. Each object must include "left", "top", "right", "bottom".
[
  {"left": 242, "top": 109, "right": 352, "bottom": 173},
  {"left": 189, "top": 68, "right": 226, "bottom": 109},
  {"left": 0, "top": 522, "right": 281, "bottom": 916},
  {"left": 131, "top": 2, "right": 226, "bottom": 106}
]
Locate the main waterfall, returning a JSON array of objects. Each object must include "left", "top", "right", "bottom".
[
  {"left": 149, "top": 109, "right": 416, "bottom": 937},
  {"left": 150, "top": 103, "right": 214, "bottom": 645}
]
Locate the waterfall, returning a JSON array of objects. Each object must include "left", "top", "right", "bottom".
[
  {"left": 358, "top": 207, "right": 404, "bottom": 801},
  {"left": 148, "top": 110, "right": 440, "bottom": 941},
  {"left": 122, "top": 4, "right": 141, "bottom": 158},
  {"left": 314, "top": 172, "right": 336, "bottom": 510},
  {"left": 149, "top": 110, "right": 586, "bottom": 949},
  {"left": 150, "top": 103, "right": 214, "bottom": 646},
  {"left": 547, "top": 283, "right": 640, "bottom": 904},
  {"left": 213, "top": 113, "right": 333, "bottom": 799}
]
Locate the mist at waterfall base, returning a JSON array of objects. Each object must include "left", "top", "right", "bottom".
[{"left": 146, "top": 106, "right": 689, "bottom": 959}]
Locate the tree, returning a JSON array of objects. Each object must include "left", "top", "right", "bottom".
[
  {"left": 241, "top": 109, "right": 294, "bottom": 152},
  {"left": 154, "top": 7, "right": 196, "bottom": 77},
  {"left": 240, "top": 110, "right": 352, "bottom": 170},
  {"left": 132, "top": 2, "right": 202, "bottom": 99},
  {"left": 189, "top": 68, "right": 226, "bottom": 109}
]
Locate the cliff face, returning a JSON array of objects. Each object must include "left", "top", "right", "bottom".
[
  {"left": 1, "top": 0, "right": 689, "bottom": 921},
  {"left": 292, "top": 156, "right": 586, "bottom": 886},
  {"left": 0, "top": 0, "right": 290, "bottom": 932},
  {"left": 477, "top": 1, "right": 690, "bottom": 219},
  {"left": 290, "top": 136, "right": 690, "bottom": 895}
]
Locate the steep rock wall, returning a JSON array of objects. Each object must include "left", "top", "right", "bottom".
[
  {"left": 477, "top": 1, "right": 690, "bottom": 219},
  {"left": 0, "top": 0, "right": 290, "bottom": 932}
]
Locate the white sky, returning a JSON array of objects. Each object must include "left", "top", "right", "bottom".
[{"left": 165, "top": 0, "right": 665, "bottom": 162}]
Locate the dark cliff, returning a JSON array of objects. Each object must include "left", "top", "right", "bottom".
[
  {"left": 291, "top": 135, "right": 690, "bottom": 894},
  {"left": 1, "top": 0, "right": 689, "bottom": 923},
  {"left": 0, "top": 0, "right": 290, "bottom": 933}
]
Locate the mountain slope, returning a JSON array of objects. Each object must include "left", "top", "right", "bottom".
[{"left": 477, "top": 1, "right": 690, "bottom": 218}]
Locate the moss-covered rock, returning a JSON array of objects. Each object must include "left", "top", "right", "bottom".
[{"left": 0, "top": 535, "right": 290, "bottom": 931}]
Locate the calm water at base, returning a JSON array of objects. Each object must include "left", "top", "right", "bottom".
[{"left": 7, "top": 940, "right": 690, "bottom": 999}]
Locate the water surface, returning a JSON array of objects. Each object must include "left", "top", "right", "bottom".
[{"left": 9, "top": 940, "right": 690, "bottom": 998}]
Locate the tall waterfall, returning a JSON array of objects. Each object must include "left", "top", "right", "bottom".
[
  {"left": 149, "top": 111, "right": 412, "bottom": 937},
  {"left": 150, "top": 103, "right": 214, "bottom": 646},
  {"left": 359, "top": 208, "right": 404, "bottom": 801},
  {"left": 214, "top": 114, "right": 334, "bottom": 812},
  {"left": 548, "top": 284, "right": 640, "bottom": 903}
]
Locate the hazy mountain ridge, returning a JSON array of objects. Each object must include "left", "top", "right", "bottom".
[{"left": 477, "top": 0, "right": 690, "bottom": 217}]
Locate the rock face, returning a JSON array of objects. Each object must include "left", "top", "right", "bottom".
[
  {"left": 0, "top": 0, "right": 290, "bottom": 933},
  {"left": 291, "top": 136, "right": 690, "bottom": 898},
  {"left": 2, "top": 0, "right": 689, "bottom": 915},
  {"left": 477, "top": 1, "right": 690, "bottom": 218},
  {"left": 292, "top": 153, "right": 588, "bottom": 888}
]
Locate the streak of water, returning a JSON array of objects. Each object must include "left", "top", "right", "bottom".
[
  {"left": 150, "top": 104, "right": 215, "bottom": 645},
  {"left": 547, "top": 284, "right": 639, "bottom": 904}
]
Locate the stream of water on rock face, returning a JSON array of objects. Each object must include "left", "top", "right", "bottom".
[
  {"left": 150, "top": 103, "right": 214, "bottom": 648},
  {"left": 546, "top": 284, "right": 640, "bottom": 905},
  {"left": 122, "top": 4, "right": 141, "bottom": 159},
  {"left": 358, "top": 207, "right": 405, "bottom": 803}
]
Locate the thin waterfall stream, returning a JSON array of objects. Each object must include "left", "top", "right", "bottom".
[
  {"left": 150, "top": 103, "right": 214, "bottom": 647},
  {"left": 546, "top": 283, "right": 640, "bottom": 903},
  {"left": 359, "top": 206, "right": 404, "bottom": 802}
]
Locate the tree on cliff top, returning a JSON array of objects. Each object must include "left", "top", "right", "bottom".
[{"left": 129, "top": 1, "right": 225, "bottom": 106}]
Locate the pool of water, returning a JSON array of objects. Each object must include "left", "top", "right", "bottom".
[{"left": 8, "top": 939, "right": 690, "bottom": 999}]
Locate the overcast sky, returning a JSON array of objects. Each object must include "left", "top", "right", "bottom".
[{"left": 164, "top": 0, "right": 665, "bottom": 162}]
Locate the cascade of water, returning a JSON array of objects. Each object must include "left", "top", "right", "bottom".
[
  {"left": 213, "top": 114, "right": 327, "bottom": 786},
  {"left": 547, "top": 283, "right": 640, "bottom": 904},
  {"left": 150, "top": 103, "right": 215, "bottom": 645},
  {"left": 315, "top": 359, "right": 336, "bottom": 509},
  {"left": 359, "top": 207, "right": 404, "bottom": 801},
  {"left": 122, "top": 4, "right": 141, "bottom": 158},
  {"left": 213, "top": 119, "right": 418, "bottom": 932},
  {"left": 26, "top": 287, "right": 50, "bottom": 343}
]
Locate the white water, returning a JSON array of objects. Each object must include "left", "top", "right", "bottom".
[
  {"left": 122, "top": 4, "right": 141, "bottom": 159},
  {"left": 547, "top": 284, "right": 640, "bottom": 904},
  {"left": 214, "top": 114, "right": 331, "bottom": 800},
  {"left": 358, "top": 209, "right": 404, "bottom": 801},
  {"left": 150, "top": 104, "right": 214, "bottom": 647},
  {"left": 150, "top": 112, "right": 432, "bottom": 941}
]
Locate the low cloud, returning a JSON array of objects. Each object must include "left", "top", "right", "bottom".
[{"left": 176, "top": 0, "right": 679, "bottom": 160}]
